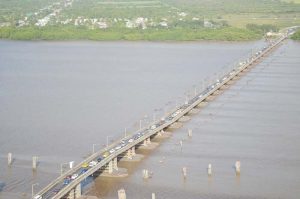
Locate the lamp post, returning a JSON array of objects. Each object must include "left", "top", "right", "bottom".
[
  {"left": 139, "top": 119, "right": 142, "bottom": 130},
  {"left": 60, "top": 162, "right": 69, "bottom": 175},
  {"left": 92, "top": 143, "right": 101, "bottom": 153},
  {"left": 106, "top": 135, "right": 112, "bottom": 148},
  {"left": 32, "top": 183, "right": 39, "bottom": 199}
]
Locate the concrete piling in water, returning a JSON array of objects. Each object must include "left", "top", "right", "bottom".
[
  {"left": 207, "top": 163, "right": 212, "bottom": 176},
  {"left": 152, "top": 193, "right": 156, "bottom": 199},
  {"left": 32, "top": 156, "right": 38, "bottom": 170},
  {"left": 118, "top": 188, "right": 126, "bottom": 199},
  {"left": 235, "top": 161, "right": 241, "bottom": 175},
  {"left": 182, "top": 167, "right": 187, "bottom": 178},
  {"left": 143, "top": 169, "right": 149, "bottom": 179},
  {"left": 188, "top": 129, "right": 192, "bottom": 137},
  {"left": 8, "top": 153, "right": 12, "bottom": 166}
]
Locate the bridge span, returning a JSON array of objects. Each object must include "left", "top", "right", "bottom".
[{"left": 34, "top": 29, "right": 296, "bottom": 199}]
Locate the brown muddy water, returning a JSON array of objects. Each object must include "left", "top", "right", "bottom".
[{"left": 0, "top": 40, "right": 299, "bottom": 199}]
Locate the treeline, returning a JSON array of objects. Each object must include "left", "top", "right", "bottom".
[{"left": 0, "top": 26, "right": 261, "bottom": 41}]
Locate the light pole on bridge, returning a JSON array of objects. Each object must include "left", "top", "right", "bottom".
[
  {"left": 32, "top": 183, "right": 39, "bottom": 199},
  {"left": 106, "top": 135, "right": 113, "bottom": 148},
  {"left": 92, "top": 143, "right": 101, "bottom": 153},
  {"left": 60, "top": 162, "right": 69, "bottom": 175}
]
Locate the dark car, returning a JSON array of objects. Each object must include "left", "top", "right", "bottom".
[
  {"left": 97, "top": 156, "right": 103, "bottom": 162},
  {"left": 63, "top": 178, "right": 71, "bottom": 185},
  {"left": 79, "top": 168, "right": 88, "bottom": 175}
]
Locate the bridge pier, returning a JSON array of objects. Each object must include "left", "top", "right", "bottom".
[
  {"left": 121, "top": 146, "right": 144, "bottom": 162},
  {"left": 125, "top": 147, "right": 136, "bottom": 159},
  {"left": 75, "top": 183, "right": 82, "bottom": 198},
  {"left": 143, "top": 138, "right": 151, "bottom": 146},
  {"left": 66, "top": 188, "right": 75, "bottom": 199},
  {"left": 168, "top": 122, "right": 183, "bottom": 129},
  {"left": 102, "top": 159, "right": 128, "bottom": 177},
  {"left": 155, "top": 130, "right": 172, "bottom": 139},
  {"left": 66, "top": 183, "right": 81, "bottom": 199},
  {"left": 138, "top": 137, "right": 159, "bottom": 150},
  {"left": 108, "top": 160, "right": 113, "bottom": 174},
  {"left": 113, "top": 157, "right": 118, "bottom": 171}
]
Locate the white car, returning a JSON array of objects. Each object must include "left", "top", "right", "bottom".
[
  {"left": 71, "top": 173, "right": 78, "bottom": 180},
  {"left": 150, "top": 125, "right": 156, "bottom": 130},
  {"left": 109, "top": 149, "right": 115, "bottom": 153},
  {"left": 34, "top": 195, "right": 42, "bottom": 199},
  {"left": 128, "top": 139, "right": 133, "bottom": 143},
  {"left": 89, "top": 161, "right": 97, "bottom": 167},
  {"left": 115, "top": 145, "right": 121, "bottom": 150}
]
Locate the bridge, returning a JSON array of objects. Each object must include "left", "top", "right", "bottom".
[{"left": 34, "top": 28, "right": 296, "bottom": 199}]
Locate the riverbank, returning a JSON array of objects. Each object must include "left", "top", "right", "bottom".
[{"left": 0, "top": 26, "right": 261, "bottom": 41}]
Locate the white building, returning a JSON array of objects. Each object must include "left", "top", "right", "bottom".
[{"left": 159, "top": 21, "right": 168, "bottom": 27}]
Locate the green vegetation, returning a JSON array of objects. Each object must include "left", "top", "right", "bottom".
[
  {"left": 291, "top": 29, "right": 300, "bottom": 40},
  {"left": 0, "top": 0, "right": 300, "bottom": 41},
  {"left": 0, "top": 26, "right": 261, "bottom": 41}
]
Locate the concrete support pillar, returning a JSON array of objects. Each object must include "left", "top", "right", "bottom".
[
  {"left": 146, "top": 138, "right": 151, "bottom": 145},
  {"left": 207, "top": 164, "right": 212, "bottom": 176},
  {"left": 188, "top": 129, "right": 192, "bottom": 137},
  {"left": 235, "top": 161, "right": 241, "bottom": 175},
  {"left": 152, "top": 193, "right": 156, "bottom": 199},
  {"left": 75, "top": 183, "right": 81, "bottom": 198},
  {"left": 126, "top": 149, "right": 132, "bottom": 159},
  {"left": 7, "top": 153, "right": 12, "bottom": 166},
  {"left": 32, "top": 156, "right": 38, "bottom": 170},
  {"left": 66, "top": 189, "right": 75, "bottom": 199},
  {"left": 125, "top": 147, "right": 136, "bottom": 159},
  {"left": 118, "top": 188, "right": 126, "bottom": 199},
  {"left": 108, "top": 160, "right": 113, "bottom": 174},
  {"left": 142, "top": 169, "right": 149, "bottom": 179},
  {"left": 143, "top": 139, "right": 148, "bottom": 146},
  {"left": 182, "top": 167, "right": 187, "bottom": 178},
  {"left": 113, "top": 157, "right": 118, "bottom": 171}
]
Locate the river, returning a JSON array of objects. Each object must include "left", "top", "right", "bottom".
[{"left": 0, "top": 40, "right": 299, "bottom": 199}]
